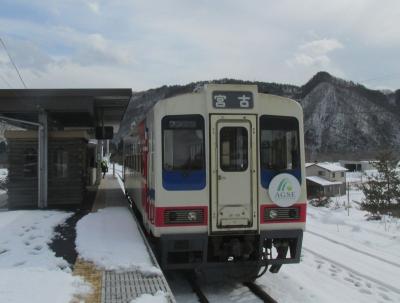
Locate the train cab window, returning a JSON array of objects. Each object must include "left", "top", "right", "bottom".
[
  {"left": 162, "top": 115, "right": 205, "bottom": 190},
  {"left": 220, "top": 127, "right": 248, "bottom": 171},
  {"left": 260, "top": 115, "right": 301, "bottom": 187}
]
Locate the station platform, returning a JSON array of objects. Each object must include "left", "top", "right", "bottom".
[{"left": 74, "top": 174, "right": 176, "bottom": 303}]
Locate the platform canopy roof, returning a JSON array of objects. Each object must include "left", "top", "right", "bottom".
[{"left": 0, "top": 89, "right": 132, "bottom": 130}]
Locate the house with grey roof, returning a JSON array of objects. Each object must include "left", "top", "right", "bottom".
[{"left": 306, "top": 162, "right": 348, "bottom": 198}]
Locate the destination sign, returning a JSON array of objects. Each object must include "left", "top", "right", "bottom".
[
  {"left": 212, "top": 91, "right": 254, "bottom": 109},
  {"left": 163, "top": 115, "right": 204, "bottom": 129},
  {"left": 168, "top": 120, "right": 198, "bottom": 129}
]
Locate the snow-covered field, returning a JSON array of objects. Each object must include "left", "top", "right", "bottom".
[
  {"left": 258, "top": 202, "right": 400, "bottom": 303},
  {"left": 0, "top": 210, "right": 91, "bottom": 303}
]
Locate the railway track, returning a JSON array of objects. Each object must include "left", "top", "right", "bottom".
[
  {"left": 244, "top": 282, "right": 278, "bottom": 303},
  {"left": 306, "top": 229, "right": 400, "bottom": 268},
  {"left": 119, "top": 170, "right": 277, "bottom": 303},
  {"left": 187, "top": 274, "right": 278, "bottom": 303}
]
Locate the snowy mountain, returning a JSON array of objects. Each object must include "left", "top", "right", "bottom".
[
  {"left": 117, "top": 72, "right": 400, "bottom": 161},
  {"left": 300, "top": 72, "right": 400, "bottom": 161}
]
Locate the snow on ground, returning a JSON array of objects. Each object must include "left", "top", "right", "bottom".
[
  {"left": 75, "top": 207, "right": 161, "bottom": 275},
  {"left": 0, "top": 210, "right": 91, "bottom": 303},
  {"left": 256, "top": 189, "right": 400, "bottom": 303},
  {"left": 346, "top": 170, "right": 378, "bottom": 184},
  {"left": 168, "top": 187, "right": 400, "bottom": 303},
  {"left": 111, "top": 165, "right": 400, "bottom": 302},
  {"left": 129, "top": 291, "right": 168, "bottom": 303},
  {"left": 0, "top": 168, "right": 7, "bottom": 183}
]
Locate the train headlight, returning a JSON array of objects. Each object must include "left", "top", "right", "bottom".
[
  {"left": 164, "top": 209, "right": 204, "bottom": 224},
  {"left": 187, "top": 211, "right": 198, "bottom": 221},
  {"left": 264, "top": 207, "right": 301, "bottom": 221},
  {"left": 269, "top": 209, "right": 278, "bottom": 219}
]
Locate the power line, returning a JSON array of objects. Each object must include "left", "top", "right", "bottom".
[
  {"left": 0, "top": 37, "right": 27, "bottom": 88},
  {"left": 0, "top": 73, "right": 12, "bottom": 88}
]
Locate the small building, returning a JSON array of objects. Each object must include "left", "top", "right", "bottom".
[
  {"left": 306, "top": 162, "right": 348, "bottom": 198},
  {"left": 339, "top": 160, "right": 375, "bottom": 172},
  {"left": 5, "top": 130, "right": 95, "bottom": 208},
  {"left": 0, "top": 88, "right": 132, "bottom": 209}
]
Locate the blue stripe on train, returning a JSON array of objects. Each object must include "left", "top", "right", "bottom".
[
  {"left": 162, "top": 170, "right": 206, "bottom": 190},
  {"left": 260, "top": 168, "right": 301, "bottom": 189}
]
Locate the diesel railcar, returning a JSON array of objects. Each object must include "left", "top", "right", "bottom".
[{"left": 123, "top": 84, "right": 306, "bottom": 280}]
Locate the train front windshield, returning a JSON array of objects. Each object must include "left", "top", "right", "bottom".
[
  {"left": 162, "top": 115, "right": 204, "bottom": 171},
  {"left": 260, "top": 115, "right": 300, "bottom": 176},
  {"left": 162, "top": 115, "right": 206, "bottom": 190}
]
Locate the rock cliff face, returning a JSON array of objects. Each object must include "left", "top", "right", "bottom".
[
  {"left": 300, "top": 73, "right": 400, "bottom": 160},
  {"left": 117, "top": 72, "right": 400, "bottom": 161}
]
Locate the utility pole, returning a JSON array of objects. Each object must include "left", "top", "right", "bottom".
[{"left": 347, "top": 182, "right": 350, "bottom": 216}]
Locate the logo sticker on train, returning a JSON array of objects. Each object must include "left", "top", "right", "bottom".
[
  {"left": 269, "top": 173, "right": 301, "bottom": 207},
  {"left": 212, "top": 91, "right": 254, "bottom": 108}
]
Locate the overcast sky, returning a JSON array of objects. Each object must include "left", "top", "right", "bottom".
[{"left": 0, "top": 0, "right": 399, "bottom": 91}]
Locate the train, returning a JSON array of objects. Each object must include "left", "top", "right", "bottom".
[{"left": 123, "top": 84, "right": 306, "bottom": 280}]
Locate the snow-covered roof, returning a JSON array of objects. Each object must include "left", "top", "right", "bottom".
[
  {"left": 308, "top": 162, "right": 348, "bottom": 172},
  {"left": 305, "top": 163, "right": 314, "bottom": 168},
  {"left": 306, "top": 176, "right": 343, "bottom": 186}
]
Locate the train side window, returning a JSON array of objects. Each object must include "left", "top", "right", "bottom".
[
  {"left": 162, "top": 115, "right": 205, "bottom": 190},
  {"left": 260, "top": 115, "right": 301, "bottom": 188}
]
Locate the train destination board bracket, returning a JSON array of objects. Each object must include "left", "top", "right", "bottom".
[{"left": 212, "top": 91, "right": 254, "bottom": 109}]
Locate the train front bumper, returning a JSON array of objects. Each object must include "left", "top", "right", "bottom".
[{"left": 157, "top": 229, "right": 303, "bottom": 270}]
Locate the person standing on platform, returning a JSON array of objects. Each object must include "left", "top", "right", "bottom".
[{"left": 101, "top": 160, "right": 108, "bottom": 178}]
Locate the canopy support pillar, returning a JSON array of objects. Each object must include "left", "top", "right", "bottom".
[{"left": 38, "top": 109, "right": 48, "bottom": 208}]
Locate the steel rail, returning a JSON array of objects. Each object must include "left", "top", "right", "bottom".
[
  {"left": 244, "top": 282, "right": 278, "bottom": 303},
  {"left": 187, "top": 274, "right": 210, "bottom": 303}
]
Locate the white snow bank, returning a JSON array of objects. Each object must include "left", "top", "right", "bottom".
[
  {"left": 130, "top": 291, "right": 168, "bottom": 303},
  {"left": 76, "top": 207, "right": 160, "bottom": 275},
  {"left": 0, "top": 210, "right": 72, "bottom": 270},
  {"left": 0, "top": 168, "right": 7, "bottom": 183},
  {"left": 0, "top": 210, "right": 92, "bottom": 303},
  {"left": 0, "top": 267, "right": 91, "bottom": 303}
]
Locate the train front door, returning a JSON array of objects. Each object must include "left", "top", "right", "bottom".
[{"left": 210, "top": 115, "right": 258, "bottom": 232}]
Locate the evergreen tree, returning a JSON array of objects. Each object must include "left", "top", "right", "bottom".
[{"left": 359, "top": 152, "right": 400, "bottom": 214}]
